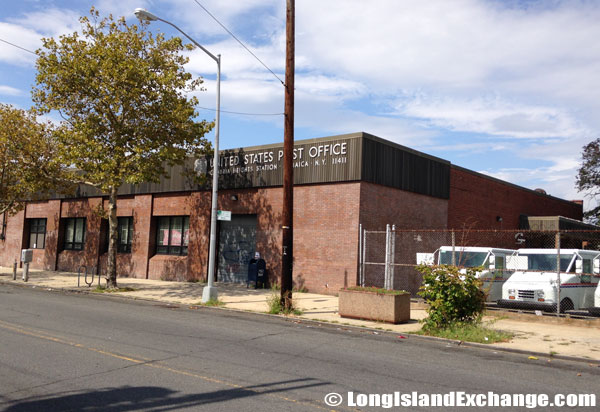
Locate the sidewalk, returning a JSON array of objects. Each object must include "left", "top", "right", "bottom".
[{"left": 1, "top": 266, "right": 599, "bottom": 362}]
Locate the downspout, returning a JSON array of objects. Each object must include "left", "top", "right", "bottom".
[
  {"left": 145, "top": 194, "right": 154, "bottom": 279},
  {"left": 1, "top": 211, "right": 6, "bottom": 240},
  {"left": 0, "top": 154, "right": 7, "bottom": 240}
]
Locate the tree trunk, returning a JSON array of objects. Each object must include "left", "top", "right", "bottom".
[{"left": 106, "top": 185, "right": 118, "bottom": 288}]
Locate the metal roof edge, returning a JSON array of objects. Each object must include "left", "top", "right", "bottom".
[{"left": 360, "top": 132, "right": 451, "bottom": 165}]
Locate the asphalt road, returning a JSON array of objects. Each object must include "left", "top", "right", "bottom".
[{"left": 0, "top": 284, "right": 598, "bottom": 411}]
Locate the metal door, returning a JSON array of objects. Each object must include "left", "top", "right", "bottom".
[{"left": 217, "top": 215, "right": 257, "bottom": 283}]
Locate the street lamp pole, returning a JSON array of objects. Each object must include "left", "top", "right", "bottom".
[{"left": 134, "top": 8, "right": 219, "bottom": 302}]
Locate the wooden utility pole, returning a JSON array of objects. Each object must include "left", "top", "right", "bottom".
[{"left": 281, "top": 0, "right": 295, "bottom": 309}]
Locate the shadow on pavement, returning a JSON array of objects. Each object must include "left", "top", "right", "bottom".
[{"left": 4, "top": 378, "right": 327, "bottom": 411}]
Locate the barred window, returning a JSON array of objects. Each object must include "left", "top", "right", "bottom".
[
  {"left": 29, "top": 218, "right": 46, "bottom": 249},
  {"left": 63, "top": 218, "right": 86, "bottom": 251},
  {"left": 156, "top": 216, "right": 189, "bottom": 256},
  {"left": 118, "top": 217, "right": 133, "bottom": 253}
]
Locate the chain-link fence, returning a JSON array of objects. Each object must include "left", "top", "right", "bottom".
[{"left": 359, "top": 226, "right": 600, "bottom": 317}]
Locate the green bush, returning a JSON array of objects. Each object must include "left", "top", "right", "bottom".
[
  {"left": 266, "top": 291, "right": 302, "bottom": 315},
  {"left": 417, "top": 264, "right": 485, "bottom": 331}
]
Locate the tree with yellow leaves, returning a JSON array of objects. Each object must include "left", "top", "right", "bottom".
[
  {"left": 33, "top": 8, "right": 212, "bottom": 287},
  {"left": 0, "top": 104, "right": 72, "bottom": 219}
]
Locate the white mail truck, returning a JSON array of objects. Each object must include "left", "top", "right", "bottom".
[
  {"left": 498, "top": 249, "right": 600, "bottom": 312},
  {"left": 433, "top": 246, "right": 516, "bottom": 302},
  {"left": 588, "top": 284, "right": 600, "bottom": 316}
]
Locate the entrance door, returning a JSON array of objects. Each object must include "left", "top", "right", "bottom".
[{"left": 217, "top": 215, "right": 257, "bottom": 283}]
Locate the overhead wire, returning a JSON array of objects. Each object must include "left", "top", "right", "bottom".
[
  {"left": 197, "top": 106, "right": 283, "bottom": 116},
  {"left": 1, "top": 16, "right": 284, "bottom": 117},
  {"left": 0, "top": 38, "right": 36, "bottom": 55},
  {"left": 190, "top": 0, "right": 285, "bottom": 87}
]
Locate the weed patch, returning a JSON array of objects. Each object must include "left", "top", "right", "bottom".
[
  {"left": 344, "top": 286, "right": 408, "bottom": 295},
  {"left": 416, "top": 321, "right": 513, "bottom": 344},
  {"left": 201, "top": 298, "right": 226, "bottom": 307},
  {"left": 266, "top": 291, "right": 302, "bottom": 315}
]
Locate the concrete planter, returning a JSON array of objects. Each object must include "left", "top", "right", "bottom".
[{"left": 339, "top": 289, "right": 411, "bottom": 324}]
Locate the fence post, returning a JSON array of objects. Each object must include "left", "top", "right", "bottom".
[
  {"left": 13, "top": 258, "right": 17, "bottom": 280},
  {"left": 556, "top": 231, "right": 561, "bottom": 316},
  {"left": 384, "top": 224, "right": 391, "bottom": 289},
  {"left": 361, "top": 229, "right": 367, "bottom": 287},
  {"left": 451, "top": 230, "right": 456, "bottom": 266},
  {"left": 390, "top": 225, "right": 396, "bottom": 290},
  {"left": 358, "top": 224, "right": 362, "bottom": 287}
]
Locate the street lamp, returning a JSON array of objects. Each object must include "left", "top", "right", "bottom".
[{"left": 134, "top": 8, "right": 220, "bottom": 302}]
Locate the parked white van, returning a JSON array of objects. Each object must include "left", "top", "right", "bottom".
[
  {"left": 434, "top": 246, "right": 516, "bottom": 302},
  {"left": 498, "top": 249, "right": 600, "bottom": 312},
  {"left": 588, "top": 284, "right": 600, "bottom": 316}
]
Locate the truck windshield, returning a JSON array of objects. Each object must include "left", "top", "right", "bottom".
[
  {"left": 519, "top": 253, "right": 573, "bottom": 272},
  {"left": 439, "top": 251, "right": 487, "bottom": 267}
]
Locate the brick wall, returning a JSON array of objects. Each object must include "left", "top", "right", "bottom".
[
  {"left": 176, "top": 183, "right": 362, "bottom": 294},
  {"left": 214, "top": 187, "right": 283, "bottom": 286},
  {"left": 0, "top": 210, "right": 24, "bottom": 267},
  {"left": 26, "top": 200, "right": 61, "bottom": 270},
  {"left": 190, "top": 183, "right": 361, "bottom": 294},
  {"left": 358, "top": 182, "right": 449, "bottom": 293},
  {"left": 292, "top": 183, "right": 361, "bottom": 293},
  {"left": 186, "top": 192, "right": 210, "bottom": 282},
  {"left": 97, "top": 195, "right": 151, "bottom": 279},
  {"left": 359, "top": 182, "right": 448, "bottom": 231},
  {"left": 56, "top": 198, "right": 103, "bottom": 272},
  {"left": 130, "top": 195, "right": 153, "bottom": 278},
  {"left": 0, "top": 170, "right": 586, "bottom": 294},
  {"left": 147, "top": 193, "right": 194, "bottom": 280},
  {"left": 449, "top": 167, "right": 583, "bottom": 229}
]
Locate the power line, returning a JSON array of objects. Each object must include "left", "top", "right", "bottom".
[
  {"left": 197, "top": 105, "right": 283, "bottom": 116},
  {"left": 191, "top": 0, "right": 285, "bottom": 87},
  {"left": 0, "top": 38, "right": 36, "bottom": 55},
  {"left": 0, "top": 37, "right": 280, "bottom": 118}
]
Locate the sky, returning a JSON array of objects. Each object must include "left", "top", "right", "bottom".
[{"left": 1, "top": 0, "right": 599, "bottom": 209}]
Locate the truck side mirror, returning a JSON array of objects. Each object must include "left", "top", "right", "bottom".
[
  {"left": 575, "top": 258, "right": 583, "bottom": 274},
  {"left": 594, "top": 258, "right": 600, "bottom": 274}
]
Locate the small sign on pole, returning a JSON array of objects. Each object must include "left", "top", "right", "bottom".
[{"left": 217, "top": 210, "right": 231, "bottom": 221}]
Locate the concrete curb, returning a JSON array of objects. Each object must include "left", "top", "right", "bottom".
[
  {"left": 401, "top": 332, "right": 599, "bottom": 365},
  {"left": 2, "top": 278, "right": 598, "bottom": 366},
  {"left": 273, "top": 315, "right": 600, "bottom": 365},
  {"left": 484, "top": 308, "right": 600, "bottom": 326}
]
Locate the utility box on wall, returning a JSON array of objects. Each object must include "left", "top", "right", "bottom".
[{"left": 21, "top": 249, "right": 33, "bottom": 263}]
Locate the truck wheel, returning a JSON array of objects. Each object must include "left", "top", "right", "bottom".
[{"left": 559, "top": 298, "right": 574, "bottom": 313}]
